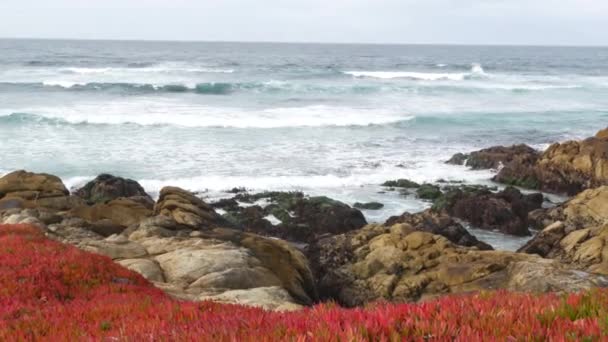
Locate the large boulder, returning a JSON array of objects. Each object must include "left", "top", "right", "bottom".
[
  {"left": 495, "top": 128, "right": 608, "bottom": 194},
  {"left": 213, "top": 192, "right": 367, "bottom": 244},
  {"left": 446, "top": 145, "right": 540, "bottom": 170},
  {"left": 74, "top": 174, "right": 153, "bottom": 206},
  {"left": 434, "top": 186, "right": 543, "bottom": 236},
  {"left": 385, "top": 209, "right": 492, "bottom": 250},
  {"left": 313, "top": 223, "right": 608, "bottom": 306},
  {"left": 28, "top": 211, "right": 316, "bottom": 310},
  {"left": 0, "top": 170, "right": 83, "bottom": 211},
  {"left": 155, "top": 186, "right": 225, "bottom": 229},
  {"left": 69, "top": 197, "right": 153, "bottom": 234},
  {"left": 519, "top": 186, "right": 608, "bottom": 274}
]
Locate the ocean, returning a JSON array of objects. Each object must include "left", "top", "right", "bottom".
[{"left": 1, "top": 39, "right": 607, "bottom": 249}]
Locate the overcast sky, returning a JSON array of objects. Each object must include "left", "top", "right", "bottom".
[{"left": 1, "top": 0, "right": 607, "bottom": 45}]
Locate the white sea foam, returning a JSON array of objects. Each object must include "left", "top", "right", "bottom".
[
  {"left": 345, "top": 71, "right": 468, "bottom": 81},
  {"left": 3, "top": 102, "right": 413, "bottom": 128}
]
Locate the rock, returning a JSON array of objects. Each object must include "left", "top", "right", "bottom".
[
  {"left": 117, "top": 259, "right": 165, "bottom": 282},
  {"left": 0, "top": 170, "right": 83, "bottom": 210},
  {"left": 353, "top": 202, "right": 384, "bottom": 210},
  {"left": 494, "top": 128, "right": 608, "bottom": 194},
  {"left": 74, "top": 174, "right": 153, "bottom": 206},
  {"left": 218, "top": 192, "right": 366, "bottom": 243},
  {"left": 69, "top": 197, "right": 152, "bottom": 232},
  {"left": 155, "top": 186, "right": 225, "bottom": 229},
  {"left": 201, "top": 286, "right": 303, "bottom": 311},
  {"left": 519, "top": 186, "right": 608, "bottom": 274},
  {"left": 385, "top": 209, "right": 492, "bottom": 250},
  {"left": 447, "top": 145, "right": 539, "bottom": 170},
  {"left": 433, "top": 186, "right": 542, "bottom": 236},
  {"left": 381, "top": 179, "right": 420, "bottom": 188},
  {"left": 313, "top": 224, "right": 608, "bottom": 306},
  {"left": 416, "top": 184, "right": 442, "bottom": 200}
]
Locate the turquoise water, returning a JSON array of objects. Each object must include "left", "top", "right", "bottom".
[{"left": 0, "top": 40, "right": 607, "bottom": 247}]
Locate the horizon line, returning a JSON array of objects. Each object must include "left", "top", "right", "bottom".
[{"left": 1, "top": 36, "right": 606, "bottom": 48}]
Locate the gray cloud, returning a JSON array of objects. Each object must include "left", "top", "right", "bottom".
[{"left": 0, "top": 0, "right": 606, "bottom": 45}]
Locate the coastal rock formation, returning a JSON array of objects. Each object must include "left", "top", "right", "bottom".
[
  {"left": 212, "top": 192, "right": 367, "bottom": 243},
  {"left": 313, "top": 223, "right": 608, "bottom": 306},
  {"left": 0, "top": 208, "right": 316, "bottom": 311},
  {"left": 450, "top": 128, "right": 608, "bottom": 195},
  {"left": 435, "top": 186, "right": 543, "bottom": 236},
  {"left": 155, "top": 186, "right": 226, "bottom": 229},
  {"left": 447, "top": 145, "right": 540, "bottom": 170},
  {"left": 519, "top": 186, "right": 608, "bottom": 274},
  {"left": 0, "top": 170, "right": 83, "bottom": 210},
  {"left": 68, "top": 197, "right": 153, "bottom": 234},
  {"left": 75, "top": 174, "right": 153, "bottom": 206},
  {"left": 385, "top": 209, "right": 492, "bottom": 250}
]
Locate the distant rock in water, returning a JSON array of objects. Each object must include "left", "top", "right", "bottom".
[
  {"left": 381, "top": 179, "right": 420, "bottom": 188},
  {"left": 353, "top": 202, "right": 384, "bottom": 210},
  {"left": 446, "top": 144, "right": 539, "bottom": 170}
]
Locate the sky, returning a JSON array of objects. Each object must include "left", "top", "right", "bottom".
[{"left": 1, "top": 0, "right": 607, "bottom": 46}]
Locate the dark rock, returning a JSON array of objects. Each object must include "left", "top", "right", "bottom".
[
  {"left": 353, "top": 202, "right": 384, "bottom": 210},
  {"left": 416, "top": 184, "right": 442, "bottom": 200},
  {"left": 434, "top": 186, "right": 542, "bottom": 236},
  {"left": 222, "top": 192, "right": 367, "bottom": 243},
  {"left": 381, "top": 179, "right": 420, "bottom": 188},
  {"left": 385, "top": 209, "right": 492, "bottom": 250},
  {"left": 75, "top": 174, "right": 152, "bottom": 205},
  {"left": 445, "top": 153, "right": 468, "bottom": 165}
]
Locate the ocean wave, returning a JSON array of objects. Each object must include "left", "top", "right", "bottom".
[
  {"left": 344, "top": 63, "right": 486, "bottom": 81},
  {"left": 58, "top": 65, "right": 235, "bottom": 75},
  {"left": 0, "top": 105, "right": 414, "bottom": 129}
]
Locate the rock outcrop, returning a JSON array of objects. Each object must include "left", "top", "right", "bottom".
[
  {"left": 447, "top": 145, "right": 540, "bottom": 170},
  {"left": 450, "top": 128, "right": 608, "bottom": 195},
  {"left": 385, "top": 209, "right": 492, "bottom": 250},
  {"left": 519, "top": 186, "right": 608, "bottom": 274},
  {"left": 312, "top": 223, "right": 608, "bottom": 306},
  {"left": 212, "top": 192, "right": 367, "bottom": 244},
  {"left": 68, "top": 197, "right": 153, "bottom": 234},
  {"left": 0, "top": 170, "right": 83, "bottom": 210},
  {"left": 155, "top": 186, "right": 226, "bottom": 229},
  {"left": 434, "top": 186, "right": 543, "bottom": 236},
  {"left": 75, "top": 174, "right": 153, "bottom": 206}
]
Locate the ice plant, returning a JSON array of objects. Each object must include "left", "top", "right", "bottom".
[{"left": 0, "top": 224, "right": 607, "bottom": 341}]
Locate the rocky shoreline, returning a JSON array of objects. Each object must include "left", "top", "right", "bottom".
[{"left": 1, "top": 127, "right": 608, "bottom": 310}]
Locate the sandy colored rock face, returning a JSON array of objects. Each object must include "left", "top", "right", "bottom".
[
  {"left": 0, "top": 170, "right": 83, "bottom": 210},
  {"left": 69, "top": 197, "right": 152, "bottom": 230},
  {"left": 154, "top": 186, "right": 224, "bottom": 229},
  {"left": 519, "top": 186, "right": 608, "bottom": 275},
  {"left": 314, "top": 223, "right": 608, "bottom": 307}
]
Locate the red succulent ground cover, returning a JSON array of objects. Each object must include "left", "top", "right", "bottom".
[{"left": 0, "top": 224, "right": 607, "bottom": 341}]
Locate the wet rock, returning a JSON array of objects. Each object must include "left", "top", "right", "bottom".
[
  {"left": 447, "top": 145, "right": 540, "bottom": 170},
  {"left": 433, "top": 186, "right": 543, "bottom": 236},
  {"left": 353, "top": 202, "right": 384, "bottom": 210},
  {"left": 217, "top": 192, "right": 366, "bottom": 243},
  {"left": 381, "top": 179, "right": 420, "bottom": 188},
  {"left": 416, "top": 184, "right": 442, "bottom": 200},
  {"left": 74, "top": 174, "right": 153, "bottom": 205}
]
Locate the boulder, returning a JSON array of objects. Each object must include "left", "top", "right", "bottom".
[
  {"left": 519, "top": 186, "right": 608, "bottom": 274},
  {"left": 434, "top": 186, "right": 543, "bottom": 236},
  {"left": 495, "top": 128, "right": 608, "bottom": 194},
  {"left": 353, "top": 202, "right": 384, "bottom": 210},
  {"left": 74, "top": 174, "right": 153, "bottom": 206},
  {"left": 69, "top": 197, "right": 153, "bottom": 233},
  {"left": 0, "top": 170, "right": 83, "bottom": 211},
  {"left": 214, "top": 192, "right": 367, "bottom": 244},
  {"left": 155, "top": 186, "right": 225, "bottom": 229},
  {"left": 381, "top": 179, "right": 420, "bottom": 188},
  {"left": 385, "top": 209, "right": 492, "bottom": 250},
  {"left": 313, "top": 223, "right": 608, "bottom": 306},
  {"left": 446, "top": 145, "right": 539, "bottom": 170}
]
